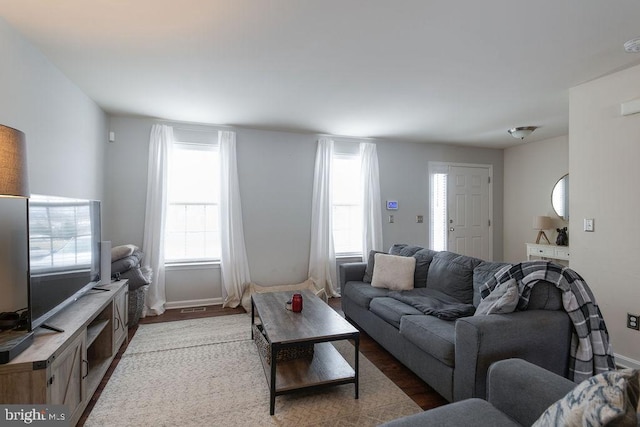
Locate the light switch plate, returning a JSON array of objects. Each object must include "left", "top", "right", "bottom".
[{"left": 584, "top": 218, "right": 594, "bottom": 232}]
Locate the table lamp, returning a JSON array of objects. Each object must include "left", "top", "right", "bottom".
[
  {"left": 0, "top": 125, "right": 29, "bottom": 198},
  {"left": 533, "top": 215, "right": 553, "bottom": 244}
]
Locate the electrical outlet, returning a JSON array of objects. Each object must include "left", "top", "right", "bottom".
[{"left": 627, "top": 313, "right": 639, "bottom": 330}]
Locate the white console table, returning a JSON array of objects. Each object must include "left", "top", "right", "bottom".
[{"left": 526, "top": 243, "right": 570, "bottom": 262}]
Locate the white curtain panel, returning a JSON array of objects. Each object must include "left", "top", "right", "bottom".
[
  {"left": 219, "top": 131, "right": 251, "bottom": 308},
  {"left": 360, "top": 142, "right": 383, "bottom": 259},
  {"left": 141, "top": 124, "right": 173, "bottom": 316},
  {"left": 308, "top": 138, "right": 340, "bottom": 297}
]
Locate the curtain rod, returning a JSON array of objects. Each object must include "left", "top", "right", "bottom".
[
  {"left": 156, "top": 119, "right": 234, "bottom": 132},
  {"left": 157, "top": 120, "right": 375, "bottom": 141}
]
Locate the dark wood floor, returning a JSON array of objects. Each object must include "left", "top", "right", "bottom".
[{"left": 77, "top": 298, "right": 447, "bottom": 426}]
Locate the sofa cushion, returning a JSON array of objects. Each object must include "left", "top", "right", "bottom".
[
  {"left": 427, "top": 252, "right": 482, "bottom": 304},
  {"left": 526, "top": 281, "right": 563, "bottom": 310},
  {"left": 411, "top": 248, "right": 438, "bottom": 288},
  {"left": 369, "top": 297, "right": 422, "bottom": 329},
  {"left": 371, "top": 253, "right": 416, "bottom": 291},
  {"left": 389, "top": 243, "right": 420, "bottom": 256},
  {"left": 343, "top": 281, "right": 390, "bottom": 309},
  {"left": 387, "top": 244, "right": 437, "bottom": 288},
  {"left": 400, "top": 314, "right": 456, "bottom": 367},
  {"left": 473, "top": 261, "right": 512, "bottom": 306}
]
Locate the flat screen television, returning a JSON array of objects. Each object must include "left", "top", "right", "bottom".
[{"left": 28, "top": 195, "right": 102, "bottom": 331}]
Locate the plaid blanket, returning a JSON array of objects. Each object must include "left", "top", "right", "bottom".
[{"left": 480, "top": 261, "right": 616, "bottom": 382}]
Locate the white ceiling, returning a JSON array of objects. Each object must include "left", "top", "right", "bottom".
[{"left": 3, "top": 0, "right": 640, "bottom": 148}]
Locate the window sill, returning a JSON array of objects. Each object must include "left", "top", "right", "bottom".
[
  {"left": 336, "top": 253, "right": 363, "bottom": 260},
  {"left": 165, "top": 261, "right": 220, "bottom": 271}
]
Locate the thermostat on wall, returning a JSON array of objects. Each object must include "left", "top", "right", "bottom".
[{"left": 386, "top": 200, "right": 398, "bottom": 210}]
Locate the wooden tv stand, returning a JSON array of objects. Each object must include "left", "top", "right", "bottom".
[{"left": 0, "top": 280, "right": 128, "bottom": 426}]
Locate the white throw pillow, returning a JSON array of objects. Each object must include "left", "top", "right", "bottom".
[
  {"left": 111, "top": 244, "right": 138, "bottom": 262},
  {"left": 371, "top": 253, "right": 416, "bottom": 291}
]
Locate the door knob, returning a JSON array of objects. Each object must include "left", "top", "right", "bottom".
[{"left": 449, "top": 227, "right": 455, "bottom": 232}]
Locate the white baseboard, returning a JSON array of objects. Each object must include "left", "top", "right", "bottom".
[
  {"left": 165, "top": 298, "right": 223, "bottom": 310},
  {"left": 614, "top": 353, "right": 640, "bottom": 370}
]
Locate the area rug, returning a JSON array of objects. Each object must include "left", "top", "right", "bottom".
[{"left": 85, "top": 314, "right": 422, "bottom": 426}]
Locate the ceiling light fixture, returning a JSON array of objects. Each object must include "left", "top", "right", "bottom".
[
  {"left": 507, "top": 126, "right": 537, "bottom": 140},
  {"left": 624, "top": 37, "right": 640, "bottom": 53}
]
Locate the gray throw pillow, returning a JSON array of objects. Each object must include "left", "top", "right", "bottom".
[
  {"left": 427, "top": 252, "right": 481, "bottom": 304},
  {"left": 412, "top": 248, "right": 437, "bottom": 288},
  {"left": 473, "top": 261, "right": 512, "bottom": 306},
  {"left": 474, "top": 278, "right": 519, "bottom": 315},
  {"left": 363, "top": 250, "right": 385, "bottom": 283},
  {"left": 389, "top": 244, "right": 408, "bottom": 255},
  {"left": 119, "top": 267, "right": 151, "bottom": 291}
]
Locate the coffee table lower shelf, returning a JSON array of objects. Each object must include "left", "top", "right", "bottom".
[{"left": 257, "top": 341, "right": 357, "bottom": 414}]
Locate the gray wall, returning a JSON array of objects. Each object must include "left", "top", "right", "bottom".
[
  {"left": 0, "top": 18, "right": 108, "bottom": 201},
  {"left": 106, "top": 116, "right": 504, "bottom": 306},
  {"left": 377, "top": 140, "right": 504, "bottom": 255},
  {"left": 0, "top": 19, "right": 108, "bottom": 317},
  {"left": 569, "top": 63, "right": 640, "bottom": 368}
]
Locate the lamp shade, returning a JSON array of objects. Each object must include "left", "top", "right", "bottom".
[
  {"left": 533, "top": 215, "right": 553, "bottom": 230},
  {"left": 0, "top": 125, "right": 29, "bottom": 197}
]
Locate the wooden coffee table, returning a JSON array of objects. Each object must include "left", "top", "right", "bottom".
[{"left": 251, "top": 290, "right": 360, "bottom": 415}]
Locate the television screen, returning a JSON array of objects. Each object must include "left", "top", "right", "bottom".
[{"left": 28, "top": 195, "right": 101, "bottom": 331}]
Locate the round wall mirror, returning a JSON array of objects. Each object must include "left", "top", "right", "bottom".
[{"left": 551, "top": 174, "right": 569, "bottom": 221}]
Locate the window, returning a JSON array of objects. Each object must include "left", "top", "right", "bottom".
[
  {"left": 164, "top": 142, "right": 221, "bottom": 263},
  {"left": 332, "top": 153, "right": 362, "bottom": 256},
  {"left": 430, "top": 171, "right": 448, "bottom": 251}
]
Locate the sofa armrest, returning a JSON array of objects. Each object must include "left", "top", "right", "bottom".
[
  {"left": 338, "top": 262, "right": 367, "bottom": 292},
  {"left": 487, "top": 358, "right": 575, "bottom": 426},
  {"left": 453, "top": 310, "right": 572, "bottom": 401}
]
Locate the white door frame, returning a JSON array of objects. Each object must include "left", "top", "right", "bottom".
[{"left": 428, "top": 161, "right": 494, "bottom": 260}]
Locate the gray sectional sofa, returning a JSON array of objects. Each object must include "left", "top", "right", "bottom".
[{"left": 339, "top": 244, "right": 573, "bottom": 402}]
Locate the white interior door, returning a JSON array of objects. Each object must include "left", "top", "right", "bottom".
[{"left": 447, "top": 165, "right": 491, "bottom": 259}]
